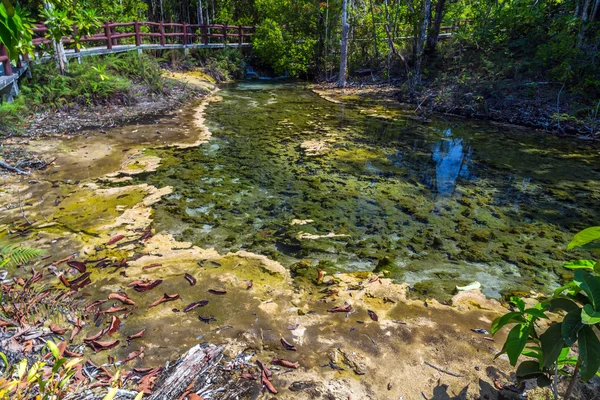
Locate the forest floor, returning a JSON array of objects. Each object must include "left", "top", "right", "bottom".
[
  {"left": 312, "top": 78, "right": 599, "bottom": 138},
  {"left": 0, "top": 72, "right": 599, "bottom": 399}
]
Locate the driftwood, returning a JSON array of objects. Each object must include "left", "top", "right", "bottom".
[{"left": 0, "top": 159, "right": 29, "bottom": 175}]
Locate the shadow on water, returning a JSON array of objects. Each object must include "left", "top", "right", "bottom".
[{"left": 135, "top": 81, "right": 600, "bottom": 300}]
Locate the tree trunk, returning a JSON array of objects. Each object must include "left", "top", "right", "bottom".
[
  {"left": 43, "top": 1, "right": 68, "bottom": 75},
  {"left": 426, "top": 0, "right": 446, "bottom": 55},
  {"left": 197, "top": 0, "right": 204, "bottom": 24},
  {"left": 578, "top": 0, "right": 592, "bottom": 46},
  {"left": 415, "top": 0, "right": 432, "bottom": 84},
  {"left": 368, "top": 0, "right": 380, "bottom": 61},
  {"left": 338, "top": 0, "right": 349, "bottom": 88}
]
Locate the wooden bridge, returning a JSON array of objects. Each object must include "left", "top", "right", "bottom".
[{"left": 0, "top": 21, "right": 255, "bottom": 99}]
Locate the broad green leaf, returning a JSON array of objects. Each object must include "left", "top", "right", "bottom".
[
  {"left": 47, "top": 340, "right": 60, "bottom": 360},
  {"left": 540, "top": 323, "right": 566, "bottom": 368},
  {"left": 547, "top": 298, "right": 579, "bottom": 313},
  {"left": 491, "top": 311, "right": 526, "bottom": 335},
  {"left": 564, "top": 260, "right": 596, "bottom": 270},
  {"left": 537, "top": 374, "right": 553, "bottom": 387},
  {"left": 515, "top": 360, "right": 542, "bottom": 378},
  {"left": 568, "top": 227, "right": 600, "bottom": 250},
  {"left": 521, "top": 346, "right": 541, "bottom": 361},
  {"left": 574, "top": 270, "right": 600, "bottom": 309},
  {"left": 511, "top": 296, "right": 526, "bottom": 312},
  {"left": 505, "top": 323, "right": 531, "bottom": 366},
  {"left": 578, "top": 325, "right": 600, "bottom": 381},
  {"left": 581, "top": 304, "right": 600, "bottom": 325},
  {"left": 64, "top": 358, "right": 82, "bottom": 370},
  {"left": 562, "top": 308, "right": 583, "bottom": 345},
  {"left": 524, "top": 308, "right": 548, "bottom": 319},
  {"left": 554, "top": 281, "right": 580, "bottom": 297}
]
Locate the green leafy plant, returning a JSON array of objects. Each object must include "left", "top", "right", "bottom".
[
  {"left": 492, "top": 226, "right": 600, "bottom": 399},
  {"left": 0, "top": 341, "right": 81, "bottom": 399},
  {"left": 0, "top": 244, "right": 44, "bottom": 267},
  {"left": 0, "top": 1, "right": 34, "bottom": 62}
]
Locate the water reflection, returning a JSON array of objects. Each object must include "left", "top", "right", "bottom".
[{"left": 430, "top": 128, "right": 473, "bottom": 196}]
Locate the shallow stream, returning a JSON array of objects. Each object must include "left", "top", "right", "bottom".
[{"left": 133, "top": 82, "right": 600, "bottom": 300}]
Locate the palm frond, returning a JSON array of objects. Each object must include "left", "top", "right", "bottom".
[{"left": 0, "top": 244, "right": 44, "bottom": 267}]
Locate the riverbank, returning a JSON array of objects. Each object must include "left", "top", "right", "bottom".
[
  {"left": 1, "top": 78, "right": 598, "bottom": 399},
  {"left": 311, "top": 81, "right": 599, "bottom": 138}
]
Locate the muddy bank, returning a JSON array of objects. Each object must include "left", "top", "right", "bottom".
[
  {"left": 311, "top": 82, "right": 598, "bottom": 138},
  {"left": 0, "top": 79, "right": 597, "bottom": 399}
]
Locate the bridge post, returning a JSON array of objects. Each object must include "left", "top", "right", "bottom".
[
  {"left": 0, "top": 44, "right": 12, "bottom": 76},
  {"left": 223, "top": 24, "right": 228, "bottom": 45},
  {"left": 159, "top": 22, "right": 166, "bottom": 46},
  {"left": 202, "top": 23, "right": 208, "bottom": 45},
  {"left": 134, "top": 21, "right": 142, "bottom": 46},
  {"left": 183, "top": 22, "right": 188, "bottom": 46},
  {"left": 238, "top": 26, "right": 243, "bottom": 46},
  {"left": 104, "top": 21, "right": 113, "bottom": 50}
]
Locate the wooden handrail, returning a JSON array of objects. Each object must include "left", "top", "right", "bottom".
[{"left": 27, "top": 20, "right": 256, "bottom": 54}]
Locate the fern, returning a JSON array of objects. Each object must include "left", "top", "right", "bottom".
[{"left": 0, "top": 245, "right": 44, "bottom": 267}]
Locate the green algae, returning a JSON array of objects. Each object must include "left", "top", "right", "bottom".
[{"left": 129, "top": 81, "right": 600, "bottom": 300}]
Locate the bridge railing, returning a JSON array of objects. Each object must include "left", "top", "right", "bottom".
[{"left": 30, "top": 21, "right": 255, "bottom": 53}]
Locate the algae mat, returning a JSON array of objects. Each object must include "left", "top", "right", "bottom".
[{"left": 137, "top": 81, "right": 600, "bottom": 300}]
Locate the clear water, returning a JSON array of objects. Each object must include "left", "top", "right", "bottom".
[{"left": 136, "top": 81, "right": 600, "bottom": 300}]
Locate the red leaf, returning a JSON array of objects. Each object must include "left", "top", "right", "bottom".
[
  {"left": 108, "top": 316, "right": 121, "bottom": 336},
  {"left": 87, "top": 339, "right": 120, "bottom": 352},
  {"left": 327, "top": 304, "right": 353, "bottom": 313},
  {"left": 367, "top": 310, "right": 379, "bottom": 322},
  {"left": 108, "top": 292, "right": 135, "bottom": 306},
  {"left": 183, "top": 300, "right": 208, "bottom": 312},
  {"left": 84, "top": 327, "right": 109, "bottom": 343},
  {"left": 67, "top": 261, "right": 86, "bottom": 273},
  {"left": 261, "top": 370, "right": 278, "bottom": 394},
  {"left": 127, "top": 328, "right": 146, "bottom": 340},
  {"left": 148, "top": 293, "right": 180, "bottom": 308},
  {"left": 129, "top": 279, "right": 163, "bottom": 292},
  {"left": 106, "top": 234, "right": 125, "bottom": 246},
  {"left": 104, "top": 306, "right": 128, "bottom": 314},
  {"left": 50, "top": 323, "right": 67, "bottom": 335},
  {"left": 207, "top": 288, "right": 226, "bottom": 295},
  {"left": 271, "top": 358, "right": 299, "bottom": 369},
  {"left": 69, "top": 318, "right": 83, "bottom": 343},
  {"left": 280, "top": 337, "right": 297, "bottom": 351}
]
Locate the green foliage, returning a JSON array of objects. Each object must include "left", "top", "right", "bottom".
[
  {"left": 189, "top": 47, "right": 245, "bottom": 82},
  {"left": 492, "top": 226, "right": 600, "bottom": 394},
  {"left": 0, "top": 343, "right": 81, "bottom": 399},
  {"left": 0, "top": 244, "right": 43, "bottom": 267},
  {"left": 0, "top": 95, "right": 27, "bottom": 134},
  {"left": 0, "top": 2, "right": 34, "bottom": 62}
]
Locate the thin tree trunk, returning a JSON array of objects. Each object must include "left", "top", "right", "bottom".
[
  {"left": 426, "top": 0, "right": 445, "bottom": 55},
  {"left": 197, "top": 0, "right": 204, "bottom": 24},
  {"left": 368, "top": 0, "right": 380, "bottom": 61},
  {"left": 592, "top": 0, "right": 600, "bottom": 20},
  {"left": 43, "top": 1, "right": 68, "bottom": 74},
  {"left": 338, "top": 0, "right": 349, "bottom": 87},
  {"left": 578, "top": 0, "right": 592, "bottom": 46},
  {"left": 415, "top": 0, "right": 431, "bottom": 84}
]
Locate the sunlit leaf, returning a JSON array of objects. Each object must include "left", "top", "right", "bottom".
[{"left": 567, "top": 227, "right": 600, "bottom": 250}]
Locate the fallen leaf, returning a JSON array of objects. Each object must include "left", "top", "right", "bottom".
[
  {"left": 198, "top": 315, "right": 216, "bottom": 323},
  {"left": 261, "top": 370, "right": 278, "bottom": 394},
  {"left": 271, "top": 358, "right": 299, "bottom": 369},
  {"left": 67, "top": 261, "right": 87, "bottom": 273},
  {"left": 208, "top": 288, "right": 226, "bottom": 295},
  {"left": 87, "top": 339, "right": 120, "bottom": 352},
  {"left": 104, "top": 306, "right": 128, "bottom": 314},
  {"left": 49, "top": 323, "right": 67, "bottom": 335},
  {"left": 127, "top": 328, "right": 146, "bottom": 340},
  {"left": 85, "top": 299, "right": 108, "bottom": 312},
  {"left": 367, "top": 310, "right": 378, "bottom": 322},
  {"left": 327, "top": 305, "right": 353, "bottom": 313},
  {"left": 184, "top": 273, "right": 196, "bottom": 286},
  {"left": 184, "top": 300, "right": 209, "bottom": 312},
  {"left": 121, "top": 346, "right": 145, "bottom": 363},
  {"left": 280, "top": 338, "right": 297, "bottom": 351},
  {"left": 84, "top": 327, "right": 109, "bottom": 342},
  {"left": 108, "top": 316, "right": 121, "bottom": 336},
  {"left": 107, "top": 235, "right": 125, "bottom": 246},
  {"left": 129, "top": 279, "right": 163, "bottom": 292},
  {"left": 69, "top": 318, "right": 83, "bottom": 342},
  {"left": 108, "top": 292, "right": 135, "bottom": 306},
  {"left": 148, "top": 293, "right": 180, "bottom": 308}
]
